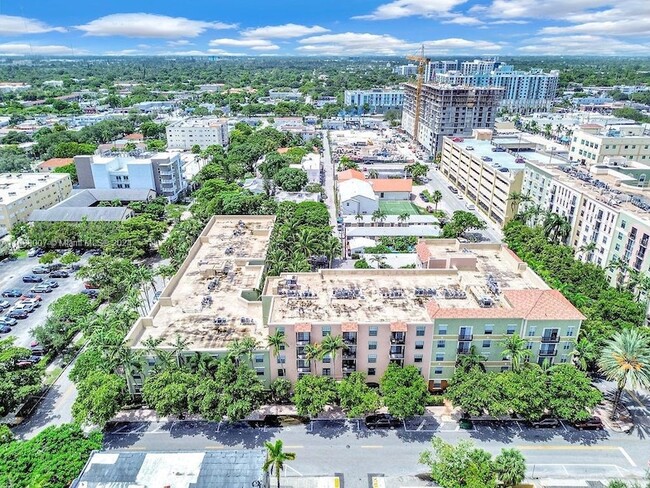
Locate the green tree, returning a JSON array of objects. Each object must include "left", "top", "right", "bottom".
[
  {"left": 293, "top": 374, "right": 338, "bottom": 417},
  {"left": 274, "top": 167, "right": 308, "bottom": 192},
  {"left": 445, "top": 367, "right": 508, "bottom": 418},
  {"left": 431, "top": 190, "right": 443, "bottom": 211},
  {"left": 547, "top": 364, "right": 603, "bottom": 422},
  {"left": 142, "top": 368, "right": 200, "bottom": 417},
  {"left": 59, "top": 251, "right": 81, "bottom": 266},
  {"left": 267, "top": 330, "right": 288, "bottom": 377},
  {"left": 500, "top": 334, "right": 531, "bottom": 372},
  {"left": 442, "top": 210, "right": 486, "bottom": 238},
  {"left": 39, "top": 251, "right": 58, "bottom": 265},
  {"left": 493, "top": 448, "right": 527, "bottom": 487},
  {"left": 598, "top": 329, "right": 650, "bottom": 419},
  {"left": 263, "top": 439, "right": 296, "bottom": 488},
  {"left": 321, "top": 334, "right": 347, "bottom": 378},
  {"left": 420, "top": 438, "right": 497, "bottom": 488},
  {"left": 72, "top": 371, "right": 126, "bottom": 426},
  {"left": 337, "top": 372, "right": 381, "bottom": 418},
  {"left": 52, "top": 163, "right": 78, "bottom": 184},
  {"left": 380, "top": 364, "right": 429, "bottom": 419},
  {"left": 269, "top": 377, "right": 292, "bottom": 404},
  {"left": 0, "top": 338, "right": 44, "bottom": 417}
]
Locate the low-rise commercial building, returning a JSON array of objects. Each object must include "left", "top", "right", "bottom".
[
  {"left": 166, "top": 118, "right": 229, "bottom": 150},
  {"left": 344, "top": 88, "right": 404, "bottom": 114},
  {"left": 124, "top": 216, "right": 583, "bottom": 392},
  {"left": 75, "top": 152, "right": 186, "bottom": 202},
  {"left": 0, "top": 172, "right": 71, "bottom": 232},
  {"left": 568, "top": 125, "right": 650, "bottom": 167},
  {"left": 36, "top": 158, "right": 73, "bottom": 173}
]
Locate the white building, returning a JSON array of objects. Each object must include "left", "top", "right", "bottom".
[
  {"left": 75, "top": 152, "right": 186, "bottom": 202},
  {"left": 43, "top": 80, "right": 64, "bottom": 88},
  {"left": 393, "top": 64, "right": 418, "bottom": 76},
  {"left": 568, "top": 125, "right": 650, "bottom": 167},
  {"left": 338, "top": 179, "right": 379, "bottom": 215},
  {"left": 344, "top": 88, "right": 404, "bottom": 114},
  {"left": 166, "top": 118, "right": 229, "bottom": 150},
  {"left": 0, "top": 83, "right": 30, "bottom": 93},
  {"left": 268, "top": 89, "right": 302, "bottom": 101},
  {"left": 296, "top": 153, "right": 321, "bottom": 184}
]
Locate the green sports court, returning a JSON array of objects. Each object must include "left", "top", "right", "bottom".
[{"left": 378, "top": 201, "right": 421, "bottom": 215}]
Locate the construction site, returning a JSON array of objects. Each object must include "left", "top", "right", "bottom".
[{"left": 329, "top": 129, "right": 413, "bottom": 166}]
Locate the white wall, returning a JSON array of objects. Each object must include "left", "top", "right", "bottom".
[{"left": 341, "top": 196, "right": 379, "bottom": 215}]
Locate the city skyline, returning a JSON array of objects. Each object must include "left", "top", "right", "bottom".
[{"left": 0, "top": 0, "right": 647, "bottom": 57}]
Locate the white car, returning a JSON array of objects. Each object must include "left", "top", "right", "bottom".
[
  {"left": 0, "top": 300, "right": 10, "bottom": 310},
  {"left": 466, "top": 203, "right": 476, "bottom": 210}
]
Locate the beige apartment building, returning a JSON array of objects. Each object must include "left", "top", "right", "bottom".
[
  {"left": 125, "top": 215, "right": 584, "bottom": 393},
  {"left": 0, "top": 172, "right": 72, "bottom": 233},
  {"left": 568, "top": 125, "right": 650, "bottom": 167}
]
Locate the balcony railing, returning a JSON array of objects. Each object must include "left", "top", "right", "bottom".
[
  {"left": 389, "top": 352, "right": 405, "bottom": 359},
  {"left": 343, "top": 349, "right": 356, "bottom": 359},
  {"left": 390, "top": 335, "right": 406, "bottom": 345},
  {"left": 458, "top": 334, "right": 473, "bottom": 341},
  {"left": 541, "top": 334, "right": 560, "bottom": 343},
  {"left": 539, "top": 349, "right": 557, "bottom": 357},
  {"left": 297, "top": 367, "right": 311, "bottom": 373},
  {"left": 296, "top": 339, "right": 310, "bottom": 346},
  {"left": 457, "top": 347, "right": 472, "bottom": 355},
  {"left": 342, "top": 336, "right": 357, "bottom": 345}
]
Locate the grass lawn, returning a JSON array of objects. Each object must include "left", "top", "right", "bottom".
[{"left": 379, "top": 201, "right": 420, "bottom": 215}]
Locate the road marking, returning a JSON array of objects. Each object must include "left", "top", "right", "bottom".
[
  {"left": 205, "top": 445, "right": 225, "bottom": 449},
  {"left": 283, "top": 446, "right": 304, "bottom": 449},
  {"left": 559, "top": 420, "right": 568, "bottom": 432},
  {"left": 123, "top": 447, "right": 146, "bottom": 450},
  {"left": 618, "top": 447, "right": 637, "bottom": 467},
  {"left": 361, "top": 445, "right": 383, "bottom": 449},
  {"left": 285, "top": 464, "right": 303, "bottom": 476},
  {"left": 516, "top": 445, "right": 620, "bottom": 451}
]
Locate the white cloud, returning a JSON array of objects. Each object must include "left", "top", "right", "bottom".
[
  {"left": 0, "top": 43, "right": 82, "bottom": 55},
  {"left": 470, "top": 0, "right": 612, "bottom": 20},
  {"left": 0, "top": 15, "right": 66, "bottom": 35},
  {"left": 167, "top": 39, "right": 193, "bottom": 47},
  {"left": 104, "top": 49, "right": 144, "bottom": 56},
  {"left": 243, "top": 23, "right": 329, "bottom": 39},
  {"left": 442, "top": 15, "right": 484, "bottom": 25},
  {"left": 209, "top": 38, "right": 279, "bottom": 49},
  {"left": 540, "top": 19, "right": 650, "bottom": 36},
  {"left": 354, "top": 0, "right": 468, "bottom": 20},
  {"left": 422, "top": 38, "right": 504, "bottom": 52},
  {"left": 250, "top": 45, "right": 280, "bottom": 51},
  {"left": 75, "top": 13, "right": 236, "bottom": 38},
  {"left": 518, "top": 35, "right": 650, "bottom": 55}
]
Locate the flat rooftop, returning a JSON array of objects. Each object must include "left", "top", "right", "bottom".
[
  {"left": 0, "top": 172, "right": 69, "bottom": 203},
  {"left": 126, "top": 216, "right": 274, "bottom": 351},
  {"left": 169, "top": 117, "right": 228, "bottom": 128},
  {"left": 264, "top": 241, "right": 553, "bottom": 324}
]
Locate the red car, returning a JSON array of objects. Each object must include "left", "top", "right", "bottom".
[
  {"left": 84, "top": 282, "right": 99, "bottom": 289},
  {"left": 20, "top": 293, "right": 42, "bottom": 301}
]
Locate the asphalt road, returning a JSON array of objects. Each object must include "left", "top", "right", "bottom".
[
  {"left": 103, "top": 400, "right": 649, "bottom": 488},
  {"left": 322, "top": 131, "right": 338, "bottom": 232},
  {"left": 0, "top": 254, "right": 87, "bottom": 348}
]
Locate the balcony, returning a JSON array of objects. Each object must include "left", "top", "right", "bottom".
[
  {"left": 343, "top": 349, "right": 357, "bottom": 359},
  {"left": 389, "top": 352, "right": 405, "bottom": 360},
  {"left": 539, "top": 349, "right": 557, "bottom": 357},
  {"left": 458, "top": 334, "right": 473, "bottom": 341},
  {"left": 296, "top": 339, "right": 310, "bottom": 346},
  {"left": 390, "top": 333, "right": 406, "bottom": 345},
  {"left": 342, "top": 334, "right": 357, "bottom": 345},
  {"left": 342, "top": 365, "right": 356, "bottom": 374},
  {"left": 297, "top": 367, "right": 311, "bottom": 373},
  {"left": 457, "top": 346, "right": 472, "bottom": 355},
  {"left": 541, "top": 334, "right": 560, "bottom": 343}
]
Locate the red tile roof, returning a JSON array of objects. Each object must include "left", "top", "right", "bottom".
[
  {"left": 337, "top": 169, "right": 365, "bottom": 181},
  {"left": 125, "top": 133, "right": 144, "bottom": 140},
  {"left": 390, "top": 321, "right": 408, "bottom": 332},
  {"left": 341, "top": 322, "right": 358, "bottom": 332},
  {"left": 416, "top": 240, "right": 432, "bottom": 264},
  {"left": 277, "top": 147, "right": 290, "bottom": 154},
  {"left": 37, "top": 158, "right": 73, "bottom": 169},
  {"left": 369, "top": 179, "right": 413, "bottom": 193},
  {"left": 294, "top": 323, "right": 312, "bottom": 333}
]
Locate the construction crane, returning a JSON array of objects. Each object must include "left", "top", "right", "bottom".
[{"left": 406, "top": 45, "right": 430, "bottom": 143}]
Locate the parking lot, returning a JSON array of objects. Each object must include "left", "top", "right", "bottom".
[{"left": 0, "top": 253, "right": 87, "bottom": 348}]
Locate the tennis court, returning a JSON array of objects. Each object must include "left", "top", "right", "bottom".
[{"left": 379, "top": 201, "right": 421, "bottom": 215}]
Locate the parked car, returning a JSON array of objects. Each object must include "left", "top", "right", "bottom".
[
  {"left": 43, "top": 280, "right": 59, "bottom": 289},
  {"left": 419, "top": 192, "right": 430, "bottom": 202},
  {"left": 2, "top": 289, "right": 22, "bottom": 298},
  {"left": 84, "top": 282, "right": 99, "bottom": 290},
  {"left": 530, "top": 416, "right": 560, "bottom": 428},
  {"left": 466, "top": 203, "right": 476, "bottom": 210},
  {"left": 0, "top": 300, "right": 10, "bottom": 310},
  {"left": 22, "top": 275, "right": 43, "bottom": 283},
  {"left": 20, "top": 298, "right": 41, "bottom": 308},
  {"left": 81, "top": 289, "right": 99, "bottom": 299},
  {"left": 20, "top": 293, "right": 42, "bottom": 301},
  {"left": 89, "top": 249, "right": 102, "bottom": 256},
  {"left": 27, "top": 248, "right": 41, "bottom": 257},
  {"left": 572, "top": 417, "right": 604, "bottom": 430},
  {"left": 31, "top": 266, "right": 50, "bottom": 274},
  {"left": 0, "top": 316, "right": 17, "bottom": 326},
  {"left": 30, "top": 345, "right": 46, "bottom": 356},
  {"left": 364, "top": 414, "right": 402, "bottom": 429},
  {"left": 0, "top": 325, "right": 10, "bottom": 333},
  {"left": 49, "top": 270, "right": 69, "bottom": 278},
  {"left": 13, "top": 303, "right": 35, "bottom": 313},
  {"left": 31, "top": 284, "right": 52, "bottom": 293},
  {"left": 153, "top": 291, "right": 162, "bottom": 302},
  {"left": 448, "top": 185, "right": 458, "bottom": 193},
  {"left": 7, "top": 309, "right": 28, "bottom": 319}
]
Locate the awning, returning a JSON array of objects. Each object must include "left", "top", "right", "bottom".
[
  {"left": 341, "top": 322, "right": 359, "bottom": 332},
  {"left": 294, "top": 323, "right": 312, "bottom": 333},
  {"left": 390, "top": 321, "right": 408, "bottom": 332}
]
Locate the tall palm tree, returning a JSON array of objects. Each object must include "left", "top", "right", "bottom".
[
  {"left": 168, "top": 333, "right": 190, "bottom": 368},
  {"left": 397, "top": 212, "right": 410, "bottom": 226},
  {"left": 371, "top": 209, "right": 387, "bottom": 226},
  {"left": 508, "top": 192, "right": 523, "bottom": 213},
  {"left": 578, "top": 241, "right": 597, "bottom": 263},
  {"left": 636, "top": 275, "right": 650, "bottom": 302},
  {"left": 304, "top": 343, "right": 321, "bottom": 373},
  {"left": 500, "top": 334, "right": 531, "bottom": 372},
  {"left": 598, "top": 329, "right": 650, "bottom": 419},
  {"left": 571, "top": 338, "right": 598, "bottom": 371},
  {"left": 188, "top": 352, "right": 219, "bottom": 378},
  {"left": 240, "top": 337, "right": 259, "bottom": 368},
  {"left": 543, "top": 212, "right": 571, "bottom": 244},
  {"left": 354, "top": 213, "right": 363, "bottom": 224},
  {"left": 321, "top": 334, "right": 348, "bottom": 378},
  {"left": 114, "top": 346, "right": 144, "bottom": 396},
  {"left": 323, "top": 236, "right": 341, "bottom": 268},
  {"left": 267, "top": 330, "right": 288, "bottom": 377},
  {"left": 295, "top": 228, "right": 319, "bottom": 259},
  {"left": 606, "top": 257, "right": 629, "bottom": 290},
  {"left": 263, "top": 439, "right": 296, "bottom": 488},
  {"left": 368, "top": 169, "right": 379, "bottom": 179},
  {"left": 626, "top": 269, "right": 642, "bottom": 296},
  {"left": 431, "top": 190, "right": 442, "bottom": 211}
]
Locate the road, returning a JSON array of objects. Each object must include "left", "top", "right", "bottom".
[
  {"left": 103, "top": 403, "right": 649, "bottom": 487},
  {"left": 322, "top": 130, "right": 337, "bottom": 231}
]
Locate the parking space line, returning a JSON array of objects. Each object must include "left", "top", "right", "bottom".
[
  {"left": 558, "top": 420, "right": 568, "bottom": 432},
  {"left": 205, "top": 445, "right": 224, "bottom": 449},
  {"left": 361, "top": 445, "right": 383, "bottom": 449},
  {"left": 215, "top": 421, "right": 222, "bottom": 432},
  {"left": 618, "top": 447, "right": 637, "bottom": 467}
]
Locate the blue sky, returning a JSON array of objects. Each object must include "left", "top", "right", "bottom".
[{"left": 0, "top": 0, "right": 647, "bottom": 56}]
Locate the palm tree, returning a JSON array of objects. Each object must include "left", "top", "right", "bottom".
[
  {"left": 636, "top": 275, "right": 650, "bottom": 302},
  {"left": 268, "top": 330, "right": 288, "bottom": 377},
  {"left": 571, "top": 338, "right": 598, "bottom": 371},
  {"left": 295, "top": 228, "right": 319, "bottom": 259},
  {"left": 240, "top": 337, "right": 259, "bottom": 368},
  {"left": 431, "top": 190, "right": 442, "bottom": 211},
  {"left": 500, "top": 334, "right": 531, "bottom": 372},
  {"left": 321, "top": 334, "right": 348, "bottom": 378},
  {"left": 304, "top": 343, "right": 321, "bottom": 373},
  {"left": 188, "top": 352, "right": 218, "bottom": 377},
  {"left": 263, "top": 439, "right": 296, "bottom": 488},
  {"left": 168, "top": 333, "right": 190, "bottom": 368},
  {"left": 371, "top": 209, "right": 387, "bottom": 226},
  {"left": 508, "top": 192, "right": 531, "bottom": 214},
  {"left": 627, "top": 268, "right": 643, "bottom": 295},
  {"left": 455, "top": 345, "right": 486, "bottom": 373},
  {"left": 113, "top": 346, "right": 144, "bottom": 396},
  {"left": 598, "top": 329, "right": 650, "bottom": 419},
  {"left": 606, "top": 257, "right": 629, "bottom": 290},
  {"left": 156, "top": 263, "right": 176, "bottom": 285},
  {"left": 368, "top": 169, "right": 379, "bottom": 179},
  {"left": 397, "top": 212, "right": 410, "bottom": 226},
  {"left": 323, "top": 236, "right": 341, "bottom": 268},
  {"left": 578, "top": 241, "right": 597, "bottom": 263},
  {"left": 354, "top": 213, "right": 363, "bottom": 224},
  {"left": 369, "top": 255, "right": 387, "bottom": 269},
  {"left": 543, "top": 212, "right": 571, "bottom": 244}
]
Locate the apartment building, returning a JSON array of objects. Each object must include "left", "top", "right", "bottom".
[
  {"left": 344, "top": 88, "right": 404, "bottom": 114},
  {"left": 568, "top": 125, "right": 650, "bottom": 167},
  {"left": 393, "top": 64, "right": 418, "bottom": 77},
  {"left": 166, "top": 118, "right": 229, "bottom": 150},
  {"left": 75, "top": 152, "right": 186, "bottom": 202},
  {"left": 0, "top": 172, "right": 72, "bottom": 232},
  {"left": 522, "top": 158, "right": 650, "bottom": 282},
  {"left": 124, "top": 216, "right": 583, "bottom": 394},
  {"left": 402, "top": 83, "right": 503, "bottom": 155}
]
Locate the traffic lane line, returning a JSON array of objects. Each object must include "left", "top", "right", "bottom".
[{"left": 516, "top": 445, "right": 638, "bottom": 468}]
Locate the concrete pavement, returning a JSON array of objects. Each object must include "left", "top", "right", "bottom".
[{"left": 322, "top": 131, "right": 338, "bottom": 232}]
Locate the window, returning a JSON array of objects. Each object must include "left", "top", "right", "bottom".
[
  {"left": 437, "top": 340, "right": 445, "bottom": 348},
  {"left": 322, "top": 354, "right": 331, "bottom": 363},
  {"left": 276, "top": 327, "right": 285, "bottom": 336},
  {"left": 567, "top": 326, "right": 575, "bottom": 337},
  {"left": 560, "top": 355, "right": 568, "bottom": 364},
  {"left": 417, "top": 326, "right": 426, "bottom": 336},
  {"left": 501, "top": 366, "right": 509, "bottom": 372},
  {"left": 564, "top": 343, "right": 571, "bottom": 350},
  {"left": 254, "top": 355, "right": 264, "bottom": 363},
  {"left": 368, "top": 341, "right": 377, "bottom": 350},
  {"left": 506, "top": 325, "right": 517, "bottom": 335},
  {"left": 368, "top": 368, "right": 376, "bottom": 376},
  {"left": 322, "top": 326, "right": 331, "bottom": 337},
  {"left": 434, "top": 367, "right": 443, "bottom": 375},
  {"left": 277, "top": 369, "right": 284, "bottom": 377},
  {"left": 435, "top": 353, "right": 444, "bottom": 361},
  {"left": 369, "top": 326, "right": 378, "bottom": 337},
  {"left": 323, "top": 368, "right": 331, "bottom": 376},
  {"left": 484, "top": 324, "right": 493, "bottom": 335},
  {"left": 526, "top": 341, "right": 533, "bottom": 350},
  {"left": 482, "top": 340, "right": 491, "bottom": 348},
  {"left": 368, "top": 354, "right": 377, "bottom": 363},
  {"left": 276, "top": 355, "right": 286, "bottom": 364},
  {"left": 414, "top": 354, "right": 423, "bottom": 363},
  {"left": 437, "top": 324, "right": 447, "bottom": 335},
  {"left": 527, "top": 326, "right": 536, "bottom": 337}
]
